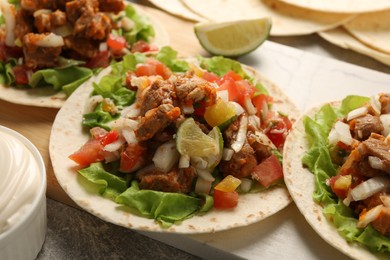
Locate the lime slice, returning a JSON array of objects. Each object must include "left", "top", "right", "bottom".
[
  {"left": 206, "top": 126, "right": 223, "bottom": 168},
  {"left": 194, "top": 17, "right": 272, "bottom": 57},
  {"left": 176, "top": 118, "right": 219, "bottom": 157}
]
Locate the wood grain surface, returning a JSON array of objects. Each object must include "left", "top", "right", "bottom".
[{"left": 0, "top": 3, "right": 205, "bottom": 207}]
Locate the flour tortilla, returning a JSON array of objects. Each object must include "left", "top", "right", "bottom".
[
  {"left": 49, "top": 61, "right": 300, "bottom": 233},
  {"left": 278, "top": 0, "right": 390, "bottom": 13},
  {"left": 343, "top": 10, "right": 390, "bottom": 54},
  {"left": 283, "top": 102, "right": 389, "bottom": 260},
  {"left": 0, "top": 3, "right": 170, "bottom": 108},
  {"left": 148, "top": 0, "right": 205, "bottom": 22},
  {"left": 318, "top": 28, "right": 390, "bottom": 66},
  {"left": 182, "top": 0, "right": 355, "bottom": 36}
]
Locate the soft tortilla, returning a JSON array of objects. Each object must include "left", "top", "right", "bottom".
[
  {"left": 182, "top": 0, "right": 355, "bottom": 36},
  {"left": 148, "top": 0, "right": 205, "bottom": 22},
  {"left": 343, "top": 10, "right": 390, "bottom": 54},
  {"left": 0, "top": 2, "right": 170, "bottom": 108},
  {"left": 318, "top": 28, "right": 390, "bottom": 66},
  {"left": 283, "top": 102, "right": 389, "bottom": 260},
  {"left": 278, "top": 0, "right": 390, "bottom": 13},
  {"left": 49, "top": 61, "right": 300, "bottom": 233}
]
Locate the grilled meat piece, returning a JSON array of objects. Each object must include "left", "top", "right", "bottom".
[
  {"left": 353, "top": 114, "right": 383, "bottom": 140},
  {"left": 219, "top": 141, "right": 257, "bottom": 179},
  {"left": 98, "top": 0, "right": 125, "bottom": 13},
  {"left": 247, "top": 130, "right": 273, "bottom": 162},
  {"left": 139, "top": 79, "right": 176, "bottom": 116},
  {"left": 22, "top": 33, "right": 62, "bottom": 68},
  {"left": 380, "top": 93, "right": 390, "bottom": 114},
  {"left": 21, "top": 0, "right": 57, "bottom": 12},
  {"left": 372, "top": 207, "right": 390, "bottom": 236},
  {"left": 34, "top": 10, "right": 67, "bottom": 33},
  {"left": 74, "top": 11, "right": 112, "bottom": 40},
  {"left": 63, "top": 36, "right": 99, "bottom": 58},
  {"left": 137, "top": 166, "right": 197, "bottom": 193},
  {"left": 14, "top": 9, "right": 33, "bottom": 42},
  {"left": 135, "top": 104, "right": 181, "bottom": 141},
  {"left": 65, "top": 0, "right": 99, "bottom": 24},
  {"left": 362, "top": 137, "right": 390, "bottom": 174}
]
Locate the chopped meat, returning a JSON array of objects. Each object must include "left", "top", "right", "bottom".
[
  {"left": 98, "top": 0, "right": 125, "bottom": 13},
  {"left": 219, "top": 141, "right": 257, "bottom": 179},
  {"left": 137, "top": 166, "right": 197, "bottom": 193},
  {"left": 247, "top": 130, "right": 273, "bottom": 161},
  {"left": 65, "top": 0, "right": 99, "bottom": 24},
  {"left": 172, "top": 74, "right": 217, "bottom": 106},
  {"left": 20, "top": 0, "right": 57, "bottom": 12},
  {"left": 356, "top": 159, "right": 385, "bottom": 177},
  {"left": 139, "top": 79, "right": 176, "bottom": 116},
  {"left": 22, "top": 33, "right": 62, "bottom": 68},
  {"left": 372, "top": 207, "right": 390, "bottom": 236},
  {"left": 223, "top": 115, "right": 240, "bottom": 145},
  {"left": 362, "top": 137, "right": 390, "bottom": 174},
  {"left": 14, "top": 9, "right": 33, "bottom": 42},
  {"left": 74, "top": 11, "right": 112, "bottom": 40},
  {"left": 380, "top": 93, "right": 390, "bottom": 114},
  {"left": 353, "top": 114, "right": 383, "bottom": 140},
  {"left": 63, "top": 36, "right": 99, "bottom": 58},
  {"left": 135, "top": 104, "right": 181, "bottom": 141},
  {"left": 34, "top": 10, "right": 67, "bottom": 33}
]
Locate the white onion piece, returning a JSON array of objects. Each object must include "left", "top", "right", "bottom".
[
  {"left": 370, "top": 94, "right": 381, "bottom": 115},
  {"left": 153, "top": 140, "right": 180, "bottom": 173},
  {"left": 217, "top": 90, "right": 229, "bottom": 102},
  {"left": 99, "top": 42, "right": 108, "bottom": 52},
  {"left": 103, "top": 150, "right": 120, "bottom": 163},
  {"left": 122, "top": 130, "right": 137, "bottom": 144},
  {"left": 103, "top": 138, "right": 125, "bottom": 152},
  {"left": 33, "top": 9, "right": 52, "bottom": 17},
  {"left": 328, "top": 121, "right": 353, "bottom": 146},
  {"left": 230, "top": 101, "right": 245, "bottom": 116},
  {"left": 351, "top": 176, "right": 390, "bottom": 201},
  {"left": 222, "top": 148, "right": 234, "bottom": 161},
  {"left": 346, "top": 106, "right": 368, "bottom": 121},
  {"left": 248, "top": 115, "right": 261, "bottom": 129},
  {"left": 357, "top": 204, "right": 383, "bottom": 228},
  {"left": 36, "top": 33, "right": 64, "bottom": 47},
  {"left": 195, "top": 177, "right": 212, "bottom": 194},
  {"left": 191, "top": 156, "right": 208, "bottom": 169},
  {"left": 380, "top": 195, "right": 390, "bottom": 208},
  {"left": 380, "top": 114, "right": 390, "bottom": 137},
  {"left": 368, "top": 156, "right": 386, "bottom": 171},
  {"left": 254, "top": 130, "right": 277, "bottom": 150},
  {"left": 1, "top": 2, "right": 16, "bottom": 46},
  {"left": 52, "top": 24, "right": 72, "bottom": 37},
  {"left": 343, "top": 191, "right": 353, "bottom": 207},
  {"left": 121, "top": 103, "right": 140, "bottom": 118},
  {"left": 231, "top": 114, "right": 248, "bottom": 153},
  {"left": 240, "top": 178, "right": 252, "bottom": 192},
  {"left": 197, "top": 169, "right": 215, "bottom": 182},
  {"left": 120, "top": 17, "right": 135, "bottom": 31},
  {"left": 244, "top": 96, "right": 257, "bottom": 115},
  {"left": 84, "top": 95, "right": 104, "bottom": 113},
  {"left": 178, "top": 154, "right": 190, "bottom": 168},
  {"left": 181, "top": 104, "right": 194, "bottom": 114}
]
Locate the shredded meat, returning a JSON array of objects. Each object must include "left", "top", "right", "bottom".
[
  {"left": 74, "top": 11, "right": 112, "bottom": 40},
  {"left": 34, "top": 10, "right": 67, "bottom": 33},
  {"left": 65, "top": 0, "right": 99, "bottom": 24},
  {"left": 137, "top": 166, "right": 197, "bottom": 193},
  {"left": 362, "top": 137, "right": 390, "bottom": 174},
  {"left": 22, "top": 33, "right": 62, "bottom": 68},
  {"left": 139, "top": 79, "right": 176, "bottom": 115},
  {"left": 352, "top": 114, "right": 383, "bottom": 140},
  {"left": 135, "top": 104, "right": 181, "bottom": 141},
  {"left": 20, "top": 0, "right": 58, "bottom": 11}
]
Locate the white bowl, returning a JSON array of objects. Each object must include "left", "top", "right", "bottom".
[{"left": 0, "top": 125, "right": 47, "bottom": 260}]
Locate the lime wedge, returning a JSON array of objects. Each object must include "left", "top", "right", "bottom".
[
  {"left": 194, "top": 17, "right": 272, "bottom": 57},
  {"left": 176, "top": 118, "right": 219, "bottom": 157},
  {"left": 206, "top": 126, "right": 223, "bottom": 169}
]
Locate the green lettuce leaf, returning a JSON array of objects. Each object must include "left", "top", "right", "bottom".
[
  {"left": 156, "top": 46, "right": 189, "bottom": 72},
  {"left": 82, "top": 102, "right": 119, "bottom": 130},
  {"left": 116, "top": 180, "right": 201, "bottom": 227},
  {"left": 122, "top": 4, "right": 155, "bottom": 44},
  {"left": 198, "top": 56, "right": 247, "bottom": 78}
]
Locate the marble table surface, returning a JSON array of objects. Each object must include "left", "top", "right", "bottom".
[{"left": 36, "top": 5, "right": 390, "bottom": 260}]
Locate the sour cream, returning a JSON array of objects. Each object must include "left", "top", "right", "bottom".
[{"left": 0, "top": 130, "right": 42, "bottom": 234}]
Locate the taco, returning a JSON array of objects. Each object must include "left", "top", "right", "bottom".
[
  {"left": 49, "top": 46, "right": 300, "bottom": 233},
  {"left": 283, "top": 95, "right": 390, "bottom": 259},
  {"left": 0, "top": 0, "right": 169, "bottom": 108}
]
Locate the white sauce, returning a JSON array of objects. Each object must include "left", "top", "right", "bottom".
[{"left": 0, "top": 131, "right": 41, "bottom": 234}]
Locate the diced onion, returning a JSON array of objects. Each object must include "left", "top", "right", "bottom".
[
  {"left": 343, "top": 191, "right": 353, "bottom": 207},
  {"left": 196, "top": 169, "right": 215, "bottom": 182},
  {"left": 346, "top": 107, "right": 368, "bottom": 121},
  {"left": 217, "top": 90, "right": 229, "bottom": 102},
  {"left": 328, "top": 121, "right": 353, "bottom": 146},
  {"left": 248, "top": 115, "right": 261, "bottom": 129},
  {"left": 191, "top": 156, "right": 208, "bottom": 169},
  {"left": 231, "top": 114, "right": 248, "bottom": 153},
  {"left": 122, "top": 129, "right": 137, "bottom": 144},
  {"left": 380, "top": 195, "right": 390, "bottom": 208},
  {"left": 370, "top": 94, "right": 381, "bottom": 115},
  {"left": 357, "top": 204, "right": 383, "bottom": 228},
  {"left": 195, "top": 177, "right": 212, "bottom": 194},
  {"left": 229, "top": 101, "right": 245, "bottom": 116},
  {"left": 239, "top": 178, "right": 252, "bottom": 193},
  {"left": 152, "top": 140, "right": 180, "bottom": 173},
  {"left": 52, "top": 24, "right": 72, "bottom": 37},
  {"left": 181, "top": 104, "right": 194, "bottom": 114},
  {"left": 99, "top": 42, "right": 108, "bottom": 52},
  {"left": 36, "top": 33, "right": 64, "bottom": 47},
  {"left": 1, "top": 2, "right": 16, "bottom": 46},
  {"left": 244, "top": 96, "right": 257, "bottom": 115},
  {"left": 120, "top": 17, "right": 135, "bottom": 31},
  {"left": 351, "top": 176, "right": 390, "bottom": 201},
  {"left": 103, "top": 138, "right": 125, "bottom": 152},
  {"left": 178, "top": 154, "right": 190, "bottom": 168},
  {"left": 222, "top": 148, "right": 234, "bottom": 161},
  {"left": 380, "top": 114, "right": 390, "bottom": 137},
  {"left": 121, "top": 103, "right": 140, "bottom": 118},
  {"left": 368, "top": 156, "right": 387, "bottom": 172}
]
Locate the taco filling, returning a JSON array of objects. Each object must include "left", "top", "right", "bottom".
[
  {"left": 303, "top": 94, "right": 390, "bottom": 252},
  {"left": 0, "top": 0, "right": 156, "bottom": 95},
  {"left": 68, "top": 48, "right": 294, "bottom": 226}
]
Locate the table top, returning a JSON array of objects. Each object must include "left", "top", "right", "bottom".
[{"left": 3, "top": 1, "right": 388, "bottom": 259}]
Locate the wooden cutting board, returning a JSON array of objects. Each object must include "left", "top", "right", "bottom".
[{"left": 0, "top": 4, "right": 205, "bottom": 207}]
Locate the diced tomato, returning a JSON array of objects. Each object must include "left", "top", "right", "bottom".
[
  {"left": 216, "top": 71, "right": 256, "bottom": 106},
  {"left": 235, "top": 80, "right": 256, "bottom": 105},
  {"left": 213, "top": 189, "right": 239, "bottom": 209},
  {"left": 69, "top": 138, "right": 105, "bottom": 167},
  {"left": 252, "top": 94, "right": 269, "bottom": 118},
  {"left": 202, "top": 71, "right": 219, "bottom": 82},
  {"left": 266, "top": 120, "right": 288, "bottom": 148},
  {"left": 131, "top": 40, "right": 159, "bottom": 53},
  {"left": 329, "top": 174, "right": 352, "bottom": 199},
  {"left": 135, "top": 59, "right": 172, "bottom": 79},
  {"left": 119, "top": 143, "right": 145, "bottom": 173},
  {"left": 107, "top": 33, "right": 126, "bottom": 52},
  {"left": 251, "top": 154, "right": 283, "bottom": 188},
  {"left": 85, "top": 51, "right": 111, "bottom": 69},
  {"left": 12, "top": 65, "right": 29, "bottom": 85},
  {"left": 100, "top": 131, "right": 118, "bottom": 146}
]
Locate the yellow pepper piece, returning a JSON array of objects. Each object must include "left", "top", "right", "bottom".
[
  {"left": 214, "top": 175, "right": 242, "bottom": 192},
  {"left": 204, "top": 98, "right": 236, "bottom": 127}
]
